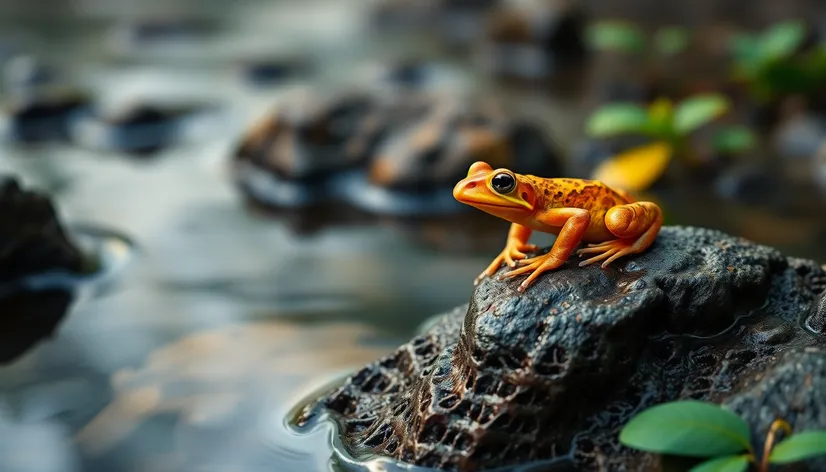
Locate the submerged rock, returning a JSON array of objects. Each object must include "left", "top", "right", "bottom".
[
  {"left": 0, "top": 177, "right": 87, "bottom": 362},
  {"left": 232, "top": 91, "right": 428, "bottom": 208},
  {"left": 298, "top": 226, "right": 826, "bottom": 471},
  {"left": 1, "top": 87, "right": 91, "bottom": 143},
  {"left": 70, "top": 102, "right": 215, "bottom": 155}
]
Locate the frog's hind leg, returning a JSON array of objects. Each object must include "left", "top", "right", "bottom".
[{"left": 576, "top": 201, "right": 663, "bottom": 268}]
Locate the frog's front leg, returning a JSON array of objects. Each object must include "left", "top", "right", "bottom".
[
  {"left": 577, "top": 201, "right": 663, "bottom": 268},
  {"left": 474, "top": 223, "right": 539, "bottom": 285},
  {"left": 501, "top": 208, "right": 591, "bottom": 292}
]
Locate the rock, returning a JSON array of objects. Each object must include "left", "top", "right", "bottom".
[
  {"left": 232, "top": 90, "right": 428, "bottom": 208},
  {"left": 341, "top": 100, "right": 563, "bottom": 215},
  {"left": 0, "top": 176, "right": 87, "bottom": 363},
  {"left": 370, "top": 58, "right": 464, "bottom": 93},
  {"left": 298, "top": 226, "right": 826, "bottom": 471},
  {"left": 1, "top": 87, "right": 91, "bottom": 143},
  {"left": 719, "top": 347, "right": 826, "bottom": 471},
  {"left": 69, "top": 102, "right": 212, "bottom": 155},
  {"left": 0, "top": 177, "right": 86, "bottom": 282},
  {"left": 238, "top": 54, "right": 310, "bottom": 86},
  {"left": 479, "top": 3, "right": 588, "bottom": 80},
  {"left": 807, "top": 293, "right": 826, "bottom": 334}
]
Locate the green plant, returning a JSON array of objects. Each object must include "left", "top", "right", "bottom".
[
  {"left": 619, "top": 400, "right": 826, "bottom": 472},
  {"left": 729, "top": 20, "right": 826, "bottom": 102},
  {"left": 586, "top": 20, "right": 690, "bottom": 57},
  {"left": 586, "top": 94, "right": 732, "bottom": 148},
  {"left": 584, "top": 94, "right": 755, "bottom": 192}
]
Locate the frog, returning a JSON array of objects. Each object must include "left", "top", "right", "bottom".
[{"left": 452, "top": 161, "right": 663, "bottom": 292}]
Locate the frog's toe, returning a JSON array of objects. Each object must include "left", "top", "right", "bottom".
[
  {"left": 578, "top": 247, "right": 620, "bottom": 267},
  {"left": 501, "top": 261, "right": 541, "bottom": 278},
  {"left": 578, "top": 241, "right": 614, "bottom": 253},
  {"left": 600, "top": 246, "right": 634, "bottom": 268}
]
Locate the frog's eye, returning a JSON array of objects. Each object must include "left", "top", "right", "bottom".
[{"left": 490, "top": 172, "right": 516, "bottom": 194}]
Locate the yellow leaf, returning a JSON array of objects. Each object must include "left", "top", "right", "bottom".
[{"left": 591, "top": 142, "right": 673, "bottom": 192}]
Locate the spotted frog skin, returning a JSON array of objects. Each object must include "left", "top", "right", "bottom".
[{"left": 453, "top": 161, "right": 663, "bottom": 292}]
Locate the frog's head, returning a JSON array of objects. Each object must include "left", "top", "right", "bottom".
[{"left": 453, "top": 161, "right": 536, "bottom": 221}]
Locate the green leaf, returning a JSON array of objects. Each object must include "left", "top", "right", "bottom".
[
  {"left": 619, "top": 400, "right": 752, "bottom": 457},
  {"left": 760, "top": 20, "right": 807, "bottom": 61},
  {"left": 673, "top": 95, "right": 730, "bottom": 134},
  {"left": 585, "top": 103, "right": 651, "bottom": 137},
  {"left": 729, "top": 33, "right": 759, "bottom": 61},
  {"left": 689, "top": 455, "right": 751, "bottom": 472},
  {"left": 769, "top": 431, "right": 826, "bottom": 464},
  {"left": 712, "top": 126, "right": 757, "bottom": 154},
  {"left": 586, "top": 21, "right": 646, "bottom": 53},
  {"left": 654, "top": 26, "right": 690, "bottom": 55},
  {"left": 646, "top": 98, "right": 676, "bottom": 138}
]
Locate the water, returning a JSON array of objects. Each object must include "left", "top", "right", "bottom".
[{"left": 1, "top": 1, "right": 825, "bottom": 471}]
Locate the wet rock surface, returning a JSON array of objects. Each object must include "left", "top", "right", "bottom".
[
  {"left": 0, "top": 176, "right": 87, "bottom": 363},
  {"left": 299, "top": 226, "right": 826, "bottom": 471}
]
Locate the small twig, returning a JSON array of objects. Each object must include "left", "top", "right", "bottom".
[{"left": 760, "top": 418, "right": 793, "bottom": 472}]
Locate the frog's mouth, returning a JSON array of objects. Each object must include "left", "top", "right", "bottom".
[{"left": 452, "top": 180, "right": 533, "bottom": 211}]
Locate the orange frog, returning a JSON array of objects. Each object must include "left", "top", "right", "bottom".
[{"left": 453, "top": 161, "right": 663, "bottom": 292}]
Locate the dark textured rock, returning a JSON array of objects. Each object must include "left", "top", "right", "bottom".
[
  {"left": 298, "top": 226, "right": 826, "bottom": 471},
  {"left": 807, "top": 293, "right": 826, "bottom": 334},
  {"left": 0, "top": 177, "right": 86, "bottom": 363}
]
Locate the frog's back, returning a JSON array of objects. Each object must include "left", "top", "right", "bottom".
[{"left": 529, "top": 177, "right": 632, "bottom": 211}]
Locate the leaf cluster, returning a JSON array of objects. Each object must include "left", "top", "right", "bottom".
[
  {"left": 620, "top": 400, "right": 826, "bottom": 472},
  {"left": 586, "top": 94, "right": 744, "bottom": 152},
  {"left": 729, "top": 20, "right": 826, "bottom": 100},
  {"left": 586, "top": 20, "right": 690, "bottom": 56}
]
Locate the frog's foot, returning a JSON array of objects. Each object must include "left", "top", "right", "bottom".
[
  {"left": 576, "top": 239, "right": 637, "bottom": 268},
  {"left": 474, "top": 242, "right": 541, "bottom": 285},
  {"left": 501, "top": 252, "right": 566, "bottom": 292}
]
